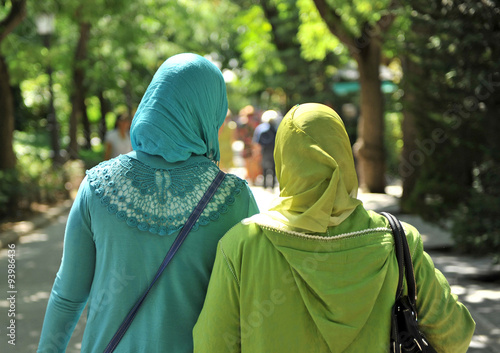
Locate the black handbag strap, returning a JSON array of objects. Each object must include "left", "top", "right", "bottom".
[
  {"left": 381, "top": 212, "right": 417, "bottom": 305},
  {"left": 103, "top": 170, "right": 226, "bottom": 353}
]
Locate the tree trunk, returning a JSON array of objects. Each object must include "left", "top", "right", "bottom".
[
  {"left": 43, "top": 34, "right": 63, "bottom": 165},
  {"left": 125, "top": 80, "right": 135, "bottom": 118},
  {"left": 313, "top": 0, "right": 394, "bottom": 193},
  {"left": 0, "top": 0, "right": 27, "bottom": 170},
  {"left": 98, "top": 90, "right": 109, "bottom": 142},
  {"left": 82, "top": 102, "right": 91, "bottom": 150},
  {"left": 68, "top": 21, "right": 91, "bottom": 158},
  {"left": 0, "top": 54, "right": 16, "bottom": 170},
  {"left": 400, "top": 56, "right": 420, "bottom": 211},
  {"left": 353, "top": 43, "right": 386, "bottom": 193}
]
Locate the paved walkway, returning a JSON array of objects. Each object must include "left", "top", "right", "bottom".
[{"left": 0, "top": 185, "right": 499, "bottom": 352}]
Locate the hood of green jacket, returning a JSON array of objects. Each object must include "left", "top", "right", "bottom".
[{"left": 252, "top": 207, "right": 395, "bottom": 352}]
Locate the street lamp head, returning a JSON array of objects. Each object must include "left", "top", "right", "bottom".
[{"left": 36, "top": 13, "right": 55, "bottom": 36}]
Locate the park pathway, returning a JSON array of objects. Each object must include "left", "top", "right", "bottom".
[{"left": 0, "top": 210, "right": 84, "bottom": 352}]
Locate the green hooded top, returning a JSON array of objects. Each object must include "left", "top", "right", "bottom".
[{"left": 193, "top": 103, "right": 475, "bottom": 353}]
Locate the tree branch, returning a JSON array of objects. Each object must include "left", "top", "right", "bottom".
[
  {"left": 0, "top": 0, "right": 27, "bottom": 43},
  {"left": 312, "top": 0, "right": 357, "bottom": 50},
  {"left": 376, "top": 0, "right": 398, "bottom": 34}
]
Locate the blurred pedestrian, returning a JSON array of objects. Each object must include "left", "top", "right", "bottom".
[
  {"left": 236, "top": 105, "right": 261, "bottom": 184},
  {"left": 253, "top": 109, "right": 279, "bottom": 189},
  {"left": 37, "top": 53, "right": 259, "bottom": 353},
  {"left": 193, "top": 103, "right": 475, "bottom": 353},
  {"left": 104, "top": 112, "right": 132, "bottom": 160},
  {"left": 218, "top": 109, "right": 237, "bottom": 172}
]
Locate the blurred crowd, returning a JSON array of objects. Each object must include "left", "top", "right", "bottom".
[{"left": 218, "top": 105, "right": 282, "bottom": 190}]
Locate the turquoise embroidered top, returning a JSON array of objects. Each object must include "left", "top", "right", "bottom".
[
  {"left": 37, "top": 152, "right": 259, "bottom": 353},
  {"left": 87, "top": 154, "right": 244, "bottom": 235}
]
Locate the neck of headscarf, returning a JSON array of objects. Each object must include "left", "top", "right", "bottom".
[
  {"left": 130, "top": 53, "right": 228, "bottom": 163},
  {"left": 267, "top": 103, "right": 362, "bottom": 233}
]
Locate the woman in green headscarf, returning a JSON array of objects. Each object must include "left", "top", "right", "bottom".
[
  {"left": 37, "top": 53, "right": 259, "bottom": 353},
  {"left": 193, "top": 103, "right": 475, "bottom": 353}
]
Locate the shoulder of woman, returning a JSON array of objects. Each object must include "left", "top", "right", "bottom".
[
  {"left": 399, "top": 221, "right": 423, "bottom": 256},
  {"left": 369, "top": 210, "right": 423, "bottom": 257},
  {"left": 219, "top": 172, "right": 253, "bottom": 198},
  {"left": 219, "top": 218, "right": 264, "bottom": 248}
]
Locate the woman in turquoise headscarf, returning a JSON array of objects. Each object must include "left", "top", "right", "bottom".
[
  {"left": 37, "top": 53, "right": 259, "bottom": 353},
  {"left": 193, "top": 103, "right": 475, "bottom": 353}
]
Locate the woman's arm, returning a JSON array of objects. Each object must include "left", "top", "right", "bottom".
[
  {"left": 406, "top": 223, "right": 475, "bottom": 353},
  {"left": 37, "top": 181, "right": 96, "bottom": 353},
  {"left": 193, "top": 241, "right": 241, "bottom": 353}
]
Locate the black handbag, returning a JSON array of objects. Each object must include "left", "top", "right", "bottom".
[{"left": 381, "top": 212, "right": 438, "bottom": 353}]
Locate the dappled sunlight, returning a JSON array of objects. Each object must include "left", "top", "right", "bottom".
[
  {"left": 452, "top": 284, "right": 500, "bottom": 303},
  {"left": 23, "top": 291, "right": 50, "bottom": 304},
  {"left": 249, "top": 186, "right": 279, "bottom": 212},
  {"left": 470, "top": 335, "right": 491, "bottom": 350},
  {"left": 357, "top": 191, "right": 399, "bottom": 212},
  {"left": 444, "top": 262, "right": 482, "bottom": 276},
  {"left": 467, "top": 289, "right": 500, "bottom": 304},
  {"left": 19, "top": 232, "right": 49, "bottom": 244},
  {"left": 0, "top": 299, "right": 10, "bottom": 308}
]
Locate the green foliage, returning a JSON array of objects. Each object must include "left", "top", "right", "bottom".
[
  {"left": 0, "top": 131, "right": 86, "bottom": 219},
  {"left": 2, "top": 0, "right": 498, "bottom": 251},
  {"left": 13, "top": 131, "right": 68, "bottom": 203},
  {"left": 232, "top": 4, "right": 285, "bottom": 95},
  {"left": 79, "top": 144, "right": 105, "bottom": 170},
  {"left": 401, "top": 0, "right": 500, "bottom": 254},
  {"left": 297, "top": 0, "right": 344, "bottom": 61},
  {"left": 0, "top": 169, "right": 19, "bottom": 216},
  {"left": 452, "top": 162, "right": 500, "bottom": 256},
  {"left": 384, "top": 111, "right": 403, "bottom": 177}
]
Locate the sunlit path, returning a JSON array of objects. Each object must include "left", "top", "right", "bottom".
[{"left": 0, "top": 213, "right": 85, "bottom": 352}]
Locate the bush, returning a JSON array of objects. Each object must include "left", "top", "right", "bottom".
[
  {"left": 79, "top": 144, "right": 105, "bottom": 170},
  {"left": 452, "top": 161, "right": 500, "bottom": 259},
  {"left": 0, "top": 132, "right": 85, "bottom": 220},
  {"left": 0, "top": 169, "right": 19, "bottom": 216}
]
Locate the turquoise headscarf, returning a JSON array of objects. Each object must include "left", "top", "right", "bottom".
[{"left": 130, "top": 53, "right": 228, "bottom": 162}]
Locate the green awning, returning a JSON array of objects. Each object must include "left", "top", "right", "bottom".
[{"left": 332, "top": 81, "right": 398, "bottom": 96}]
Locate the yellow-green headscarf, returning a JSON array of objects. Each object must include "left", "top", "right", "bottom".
[{"left": 267, "top": 103, "right": 362, "bottom": 233}]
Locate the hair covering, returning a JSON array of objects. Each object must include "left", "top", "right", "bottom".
[
  {"left": 130, "top": 53, "right": 228, "bottom": 162},
  {"left": 267, "top": 103, "right": 362, "bottom": 233}
]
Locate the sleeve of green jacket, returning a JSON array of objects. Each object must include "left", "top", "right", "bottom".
[
  {"left": 193, "top": 239, "right": 241, "bottom": 353},
  {"left": 404, "top": 222, "right": 475, "bottom": 353}
]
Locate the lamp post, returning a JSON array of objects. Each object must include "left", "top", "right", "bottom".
[{"left": 36, "top": 13, "right": 62, "bottom": 165}]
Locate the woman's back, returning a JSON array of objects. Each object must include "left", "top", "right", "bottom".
[
  {"left": 195, "top": 207, "right": 474, "bottom": 353},
  {"left": 82, "top": 153, "right": 257, "bottom": 351},
  {"left": 193, "top": 103, "right": 475, "bottom": 353},
  {"left": 37, "top": 53, "right": 259, "bottom": 353}
]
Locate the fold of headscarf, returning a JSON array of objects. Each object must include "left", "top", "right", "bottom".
[
  {"left": 130, "top": 53, "right": 228, "bottom": 163},
  {"left": 266, "top": 103, "right": 362, "bottom": 233}
]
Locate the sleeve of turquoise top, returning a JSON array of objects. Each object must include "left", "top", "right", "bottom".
[
  {"left": 37, "top": 180, "right": 96, "bottom": 353},
  {"left": 405, "top": 223, "right": 475, "bottom": 353},
  {"left": 193, "top": 240, "right": 241, "bottom": 353},
  {"left": 244, "top": 183, "right": 260, "bottom": 216}
]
